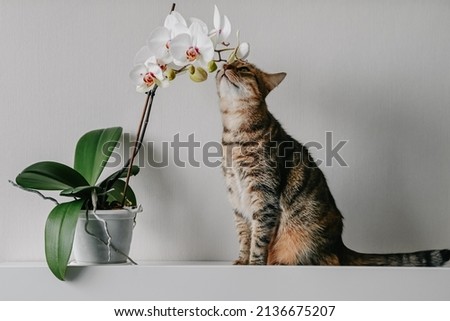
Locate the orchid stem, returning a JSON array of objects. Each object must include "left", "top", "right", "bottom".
[
  {"left": 215, "top": 48, "right": 235, "bottom": 53},
  {"left": 138, "top": 87, "right": 157, "bottom": 147},
  {"left": 119, "top": 2, "right": 174, "bottom": 207},
  {"left": 174, "top": 65, "right": 189, "bottom": 74},
  {"left": 120, "top": 86, "right": 158, "bottom": 207},
  {"left": 214, "top": 47, "right": 236, "bottom": 63}
]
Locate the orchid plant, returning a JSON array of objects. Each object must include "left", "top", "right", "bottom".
[
  {"left": 12, "top": 127, "right": 140, "bottom": 280},
  {"left": 122, "top": 3, "right": 250, "bottom": 199},
  {"left": 10, "top": 3, "right": 249, "bottom": 281}
]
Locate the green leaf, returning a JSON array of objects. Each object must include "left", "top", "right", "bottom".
[
  {"left": 98, "top": 165, "right": 140, "bottom": 188},
  {"left": 45, "top": 199, "right": 85, "bottom": 281},
  {"left": 106, "top": 179, "right": 137, "bottom": 207},
  {"left": 16, "top": 161, "right": 89, "bottom": 191},
  {"left": 74, "top": 127, "right": 122, "bottom": 186},
  {"left": 60, "top": 185, "right": 102, "bottom": 198},
  {"left": 118, "top": 165, "right": 140, "bottom": 179}
]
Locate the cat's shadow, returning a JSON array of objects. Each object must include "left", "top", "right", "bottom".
[{"left": 300, "top": 74, "right": 450, "bottom": 250}]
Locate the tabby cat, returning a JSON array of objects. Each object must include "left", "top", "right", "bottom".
[{"left": 216, "top": 59, "right": 450, "bottom": 266}]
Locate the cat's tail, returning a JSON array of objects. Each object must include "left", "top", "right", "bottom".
[{"left": 341, "top": 247, "right": 450, "bottom": 267}]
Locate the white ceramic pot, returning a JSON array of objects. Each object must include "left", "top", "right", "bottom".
[{"left": 72, "top": 208, "right": 140, "bottom": 264}]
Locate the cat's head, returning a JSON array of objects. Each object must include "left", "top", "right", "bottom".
[{"left": 216, "top": 60, "right": 286, "bottom": 101}]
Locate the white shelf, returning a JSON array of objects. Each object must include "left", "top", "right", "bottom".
[{"left": 1, "top": 261, "right": 449, "bottom": 300}]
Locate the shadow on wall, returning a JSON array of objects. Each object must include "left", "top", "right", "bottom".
[
  {"left": 133, "top": 138, "right": 234, "bottom": 261},
  {"left": 315, "top": 69, "right": 450, "bottom": 252}
]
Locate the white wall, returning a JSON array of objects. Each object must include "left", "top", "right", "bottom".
[{"left": 1, "top": 0, "right": 450, "bottom": 262}]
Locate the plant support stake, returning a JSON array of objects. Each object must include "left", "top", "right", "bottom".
[{"left": 121, "top": 86, "right": 158, "bottom": 207}]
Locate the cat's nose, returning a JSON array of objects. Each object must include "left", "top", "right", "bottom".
[{"left": 223, "top": 64, "right": 236, "bottom": 72}]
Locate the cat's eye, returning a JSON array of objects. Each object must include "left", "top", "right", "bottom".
[{"left": 238, "top": 67, "right": 251, "bottom": 73}]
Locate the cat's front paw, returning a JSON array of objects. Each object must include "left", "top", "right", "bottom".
[
  {"left": 233, "top": 258, "right": 249, "bottom": 265},
  {"left": 249, "top": 258, "right": 266, "bottom": 265}
]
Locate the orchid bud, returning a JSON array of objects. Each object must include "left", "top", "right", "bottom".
[
  {"left": 227, "top": 51, "right": 237, "bottom": 63},
  {"left": 207, "top": 61, "right": 218, "bottom": 73},
  {"left": 236, "top": 42, "right": 250, "bottom": 60},
  {"left": 189, "top": 66, "right": 208, "bottom": 82},
  {"left": 166, "top": 68, "right": 176, "bottom": 81}
]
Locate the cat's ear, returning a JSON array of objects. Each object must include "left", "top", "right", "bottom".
[{"left": 263, "top": 72, "right": 287, "bottom": 93}]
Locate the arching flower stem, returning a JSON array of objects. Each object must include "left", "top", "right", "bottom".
[{"left": 121, "top": 85, "right": 158, "bottom": 207}]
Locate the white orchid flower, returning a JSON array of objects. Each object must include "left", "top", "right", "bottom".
[
  {"left": 145, "top": 27, "right": 173, "bottom": 64},
  {"left": 134, "top": 45, "right": 167, "bottom": 68},
  {"left": 164, "top": 11, "right": 187, "bottom": 31},
  {"left": 169, "top": 21, "right": 214, "bottom": 68},
  {"left": 210, "top": 5, "right": 231, "bottom": 47},
  {"left": 130, "top": 56, "right": 169, "bottom": 93},
  {"left": 145, "top": 11, "right": 190, "bottom": 65},
  {"left": 189, "top": 17, "right": 209, "bottom": 35},
  {"left": 164, "top": 11, "right": 190, "bottom": 42}
]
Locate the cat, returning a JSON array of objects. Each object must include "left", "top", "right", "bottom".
[{"left": 216, "top": 59, "right": 450, "bottom": 266}]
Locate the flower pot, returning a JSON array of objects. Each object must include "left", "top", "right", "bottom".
[{"left": 72, "top": 208, "right": 140, "bottom": 264}]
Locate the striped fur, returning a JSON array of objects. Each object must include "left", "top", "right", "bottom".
[{"left": 216, "top": 60, "right": 450, "bottom": 267}]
